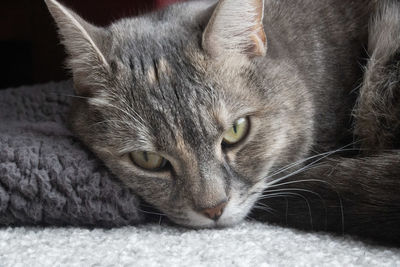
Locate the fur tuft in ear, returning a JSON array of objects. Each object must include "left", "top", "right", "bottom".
[
  {"left": 202, "top": 0, "right": 267, "bottom": 58},
  {"left": 44, "top": 0, "right": 110, "bottom": 95}
]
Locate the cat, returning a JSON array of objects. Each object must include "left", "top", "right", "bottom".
[{"left": 45, "top": 0, "right": 400, "bottom": 245}]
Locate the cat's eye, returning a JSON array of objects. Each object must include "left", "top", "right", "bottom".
[
  {"left": 130, "top": 151, "right": 168, "bottom": 171},
  {"left": 222, "top": 117, "right": 250, "bottom": 146}
]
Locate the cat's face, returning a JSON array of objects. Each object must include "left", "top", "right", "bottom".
[{"left": 46, "top": 0, "right": 314, "bottom": 227}]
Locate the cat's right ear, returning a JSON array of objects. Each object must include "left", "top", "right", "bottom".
[
  {"left": 202, "top": 0, "right": 267, "bottom": 58},
  {"left": 44, "top": 0, "right": 110, "bottom": 95}
]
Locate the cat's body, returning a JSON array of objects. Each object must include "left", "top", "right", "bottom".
[
  {"left": 253, "top": 0, "right": 369, "bottom": 153},
  {"left": 45, "top": 0, "right": 400, "bottom": 245}
]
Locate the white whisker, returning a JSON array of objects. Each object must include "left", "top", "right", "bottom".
[
  {"left": 262, "top": 187, "right": 328, "bottom": 229},
  {"left": 137, "top": 208, "right": 166, "bottom": 217},
  {"left": 259, "top": 192, "right": 313, "bottom": 229},
  {"left": 253, "top": 203, "right": 277, "bottom": 215},
  {"left": 266, "top": 179, "right": 344, "bottom": 233},
  {"left": 90, "top": 119, "right": 133, "bottom": 128},
  {"left": 265, "top": 141, "right": 360, "bottom": 188}
]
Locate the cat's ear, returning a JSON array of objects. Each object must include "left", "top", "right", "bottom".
[
  {"left": 202, "top": 0, "right": 267, "bottom": 58},
  {"left": 44, "top": 0, "right": 110, "bottom": 95}
]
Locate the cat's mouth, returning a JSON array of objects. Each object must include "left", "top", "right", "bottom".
[{"left": 167, "top": 190, "right": 262, "bottom": 229}]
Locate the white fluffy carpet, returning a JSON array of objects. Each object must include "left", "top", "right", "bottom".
[{"left": 1, "top": 221, "right": 399, "bottom": 266}]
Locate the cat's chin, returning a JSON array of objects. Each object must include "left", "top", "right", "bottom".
[
  {"left": 171, "top": 214, "right": 244, "bottom": 229},
  {"left": 179, "top": 209, "right": 245, "bottom": 229}
]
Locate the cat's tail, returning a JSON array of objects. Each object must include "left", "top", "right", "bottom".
[{"left": 354, "top": 0, "right": 400, "bottom": 150}]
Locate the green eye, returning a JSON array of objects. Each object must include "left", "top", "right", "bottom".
[
  {"left": 130, "top": 151, "right": 167, "bottom": 171},
  {"left": 222, "top": 117, "right": 250, "bottom": 146}
]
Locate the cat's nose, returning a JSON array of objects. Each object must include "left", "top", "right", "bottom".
[{"left": 200, "top": 201, "right": 227, "bottom": 221}]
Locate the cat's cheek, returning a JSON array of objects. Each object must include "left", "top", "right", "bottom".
[{"left": 224, "top": 150, "right": 237, "bottom": 163}]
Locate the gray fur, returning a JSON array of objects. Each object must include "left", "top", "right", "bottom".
[
  {"left": 46, "top": 0, "right": 400, "bottom": 244},
  {"left": 354, "top": 0, "right": 400, "bottom": 150}
]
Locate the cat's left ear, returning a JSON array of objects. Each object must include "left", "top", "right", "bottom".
[
  {"left": 44, "top": 0, "right": 110, "bottom": 95},
  {"left": 202, "top": 0, "right": 267, "bottom": 58}
]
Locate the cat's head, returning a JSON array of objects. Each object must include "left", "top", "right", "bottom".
[{"left": 45, "top": 0, "right": 314, "bottom": 227}]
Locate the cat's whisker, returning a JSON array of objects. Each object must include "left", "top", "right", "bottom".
[
  {"left": 265, "top": 142, "right": 360, "bottom": 183},
  {"left": 254, "top": 202, "right": 276, "bottom": 211},
  {"left": 89, "top": 119, "right": 136, "bottom": 129},
  {"left": 267, "top": 152, "right": 332, "bottom": 179},
  {"left": 266, "top": 161, "right": 325, "bottom": 189},
  {"left": 61, "top": 93, "right": 149, "bottom": 131},
  {"left": 246, "top": 215, "right": 257, "bottom": 221},
  {"left": 268, "top": 179, "right": 334, "bottom": 189},
  {"left": 102, "top": 102, "right": 145, "bottom": 126},
  {"left": 266, "top": 179, "right": 344, "bottom": 233},
  {"left": 65, "top": 93, "right": 147, "bottom": 127},
  {"left": 262, "top": 187, "right": 328, "bottom": 229},
  {"left": 350, "top": 80, "right": 363, "bottom": 94},
  {"left": 254, "top": 203, "right": 276, "bottom": 211},
  {"left": 137, "top": 208, "right": 166, "bottom": 217},
  {"left": 62, "top": 94, "right": 92, "bottom": 100},
  {"left": 114, "top": 95, "right": 147, "bottom": 124},
  {"left": 256, "top": 193, "right": 292, "bottom": 199},
  {"left": 253, "top": 203, "right": 278, "bottom": 215},
  {"left": 262, "top": 188, "right": 325, "bottom": 207},
  {"left": 259, "top": 192, "right": 314, "bottom": 230},
  {"left": 265, "top": 141, "right": 361, "bottom": 188},
  {"left": 252, "top": 205, "right": 276, "bottom": 215}
]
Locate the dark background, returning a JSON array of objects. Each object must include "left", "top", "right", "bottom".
[{"left": 0, "top": 0, "right": 182, "bottom": 89}]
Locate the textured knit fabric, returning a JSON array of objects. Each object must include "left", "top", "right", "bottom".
[{"left": 0, "top": 81, "right": 142, "bottom": 227}]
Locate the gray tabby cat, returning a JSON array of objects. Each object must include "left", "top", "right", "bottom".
[{"left": 45, "top": 0, "right": 400, "bottom": 244}]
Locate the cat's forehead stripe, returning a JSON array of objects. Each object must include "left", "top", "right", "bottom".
[
  {"left": 175, "top": 134, "right": 194, "bottom": 162},
  {"left": 158, "top": 57, "right": 171, "bottom": 75},
  {"left": 146, "top": 57, "right": 172, "bottom": 85},
  {"left": 147, "top": 65, "right": 157, "bottom": 85}
]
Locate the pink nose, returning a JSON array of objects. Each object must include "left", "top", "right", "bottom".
[{"left": 201, "top": 201, "right": 227, "bottom": 221}]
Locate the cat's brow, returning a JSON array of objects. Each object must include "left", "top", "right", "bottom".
[
  {"left": 116, "top": 140, "right": 156, "bottom": 155},
  {"left": 211, "top": 101, "right": 230, "bottom": 131},
  {"left": 211, "top": 101, "right": 260, "bottom": 131}
]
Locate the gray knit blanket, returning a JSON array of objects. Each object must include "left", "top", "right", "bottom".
[{"left": 0, "top": 81, "right": 142, "bottom": 227}]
